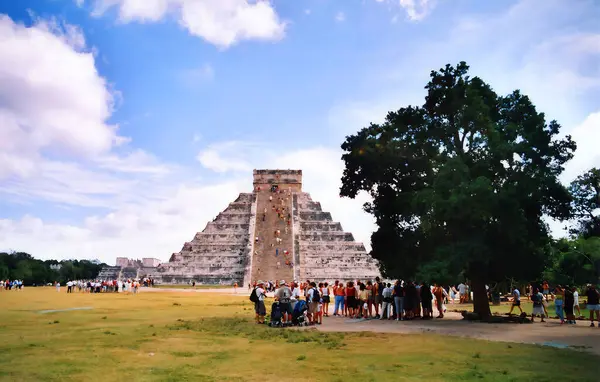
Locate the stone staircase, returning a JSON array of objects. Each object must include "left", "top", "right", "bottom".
[
  {"left": 151, "top": 170, "right": 380, "bottom": 286},
  {"left": 293, "top": 192, "right": 380, "bottom": 282},
  {"left": 152, "top": 193, "right": 255, "bottom": 284},
  {"left": 250, "top": 189, "right": 294, "bottom": 283}
]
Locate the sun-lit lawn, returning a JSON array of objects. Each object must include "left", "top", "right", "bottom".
[{"left": 0, "top": 288, "right": 598, "bottom": 382}]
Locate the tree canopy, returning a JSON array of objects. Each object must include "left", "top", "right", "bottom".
[
  {"left": 340, "top": 62, "right": 576, "bottom": 318},
  {"left": 569, "top": 168, "right": 600, "bottom": 238},
  {"left": 0, "top": 251, "right": 106, "bottom": 285}
]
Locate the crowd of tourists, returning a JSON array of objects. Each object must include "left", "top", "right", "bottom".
[
  {"left": 250, "top": 278, "right": 468, "bottom": 326},
  {"left": 1, "top": 279, "right": 24, "bottom": 290},
  {"left": 54, "top": 278, "right": 154, "bottom": 293},
  {"left": 251, "top": 278, "right": 600, "bottom": 328},
  {"left": 509, "top": 283, "right": 600, "bottom": 326}
]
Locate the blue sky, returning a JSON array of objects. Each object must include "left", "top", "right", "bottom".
[{"left": 0, "top": 0, "right": 599, "bottom": 263}]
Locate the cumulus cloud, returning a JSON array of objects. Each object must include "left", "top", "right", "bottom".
[
  {"left": 91, "top": 0, "right": 287, "bottom": 49},
  {"left": 375, "top": 0, "right": 434, "bottom": 21},
  {"left": 0, "top": 15, "right": 124, "bottom": 179}
]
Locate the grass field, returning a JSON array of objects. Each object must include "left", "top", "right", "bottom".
[{"left": 0, "top": 289, "right": 598, "bottom": 382}]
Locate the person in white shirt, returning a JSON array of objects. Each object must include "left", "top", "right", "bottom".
[
  {"left": 55, "top": 281, "right": 60, "bottom": 292},
  {"left": 254, "top": 281, "right": 267, "bottom": 324},
  {"left": 380, "top": 283, "right": 393, "bottom": 319},
  {"left": 66, "top": 281, "right": 73, "bottom": 293},
  {"left": 573, "top": 287, "right": 581, "bottom": 316}
]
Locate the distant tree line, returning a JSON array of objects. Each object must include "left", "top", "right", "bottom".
[{"left": 0, "top": 252, "right": 106, "bottom": 285}]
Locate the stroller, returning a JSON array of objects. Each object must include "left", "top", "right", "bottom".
[
  {"left": 291, "top": 300, "right": 309, "bottom": 326},
  {"left": 269, "top": 302, "right": 283, "bottom": 327}
]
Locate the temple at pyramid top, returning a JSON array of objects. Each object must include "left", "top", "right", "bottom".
[
  {"left": 253, "top": 169, "right": 303, "bottom": 190},
  {"left": 151, "top": 169, "right": 380, "bottom": 285}
]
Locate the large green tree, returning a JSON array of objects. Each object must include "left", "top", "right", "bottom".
[
  {"left": 340, "top": 62, "right": 576, "bottom": 319},
  {"left": 569, "top": 168, "right": 600, "bottom": 238}
]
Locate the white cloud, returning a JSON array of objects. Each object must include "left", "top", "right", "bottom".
[
  {"left": 562, "top": 112, "right": 600, "bottom": 182},
  {"left": 304, "top": 9, "right": 311, "bottom": 15},
  {"left": 0, "top": 15, "right": 125, "bottom": 180},
  {"left": 178, "top": 63, "right": 215, "bottom": 85},
  {"left": 196, "top": 142, "right": 376, "bottom": 250},
  {"left": 1, "top": 143, "right": 376, "bottom": 263},
  {"left": 375, "top": 0, "right": 434, "bottom": 21},
  {"left": 196, "top": 141, "right": 255, "bottom": 173},
  {"left": 75, "top": 0, "right": 85, "bottom": 7},
  {"left": 92, "top": 0, "right": 287, "bottom": 49},
  {"left": 335, "top": 11, "right": 346, "bottom": 22}
]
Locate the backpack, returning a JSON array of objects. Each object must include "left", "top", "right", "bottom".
[
  {"left": 249, "top": 288, "right": 259, "bottom": 303},
  {"left": 279, "top": 287, "right": 291, "bottom": 303},
  {"left": 311, "top": 287, "right": 320, "bottom": 302}
]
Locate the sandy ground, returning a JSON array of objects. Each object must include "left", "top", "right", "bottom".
[
  {"left": 142, "top": 287, "right": 600, "bottom": 355},
  {"left": 318, "top": 313, "right": 600, "bottom": 355}
]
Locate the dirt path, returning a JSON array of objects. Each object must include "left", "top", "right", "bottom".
[{"left": 316, "top": 312, "right": 600, "bottom": 355}]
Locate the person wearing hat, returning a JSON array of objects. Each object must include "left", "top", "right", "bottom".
[
  {"left": 255, "top": 281, "right": 267, "bottom": 324},
  {"left": 275, "top": 280, "right": 292, "bottom": 325}
]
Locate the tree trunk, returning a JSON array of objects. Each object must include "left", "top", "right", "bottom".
[{"left": 471, "top": 273, "right": 491, "bottom": 320}]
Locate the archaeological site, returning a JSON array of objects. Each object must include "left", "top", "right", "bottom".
[{"left": 151, "top": 170, "right": 380, "bottom": 285}]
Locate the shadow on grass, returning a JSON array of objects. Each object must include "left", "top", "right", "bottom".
[{"left": 168, "top": 317, "right": 345, "bottom": 349}]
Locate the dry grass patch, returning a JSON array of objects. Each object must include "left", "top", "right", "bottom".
[{"left": 0, "top": 288, "right": 598, "bottom": 381}]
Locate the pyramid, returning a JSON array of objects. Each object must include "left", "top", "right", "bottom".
[{"left": 152, "top": 170, "right": 380, "bottom": 285}]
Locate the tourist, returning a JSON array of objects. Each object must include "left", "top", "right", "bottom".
[
  {"left": 321, "top": 282, "right": 330, "bottom": 317},
  {"left": 254, "top": 281, "right": 267, "bottom": 324},
  {"left": 420, "top": 283, "right": 433, "bottom": 319},
  {"left": 290, "top": 282, "right": 301, "bottom": 311},
  {"left": 585, "top": 284, "right": 600, "bottom": 327},
  {"left": 380, "top": 283, "right": 393, "bottom": 319},
  {"left": 374, "top": 277, "right": 384, "bottom": 318},
  {"left": 55, "top": 281, "right": 60, "bottom": 292},
  {"left": 433, "top": 282, "right": 445, "bottom": 318},
  {"left": 333, "top": 280, "right": 345, "bottom": 316},
  {"left": 508, "top": 287, "right": 523, "bottom": 316},
  {"left": 393, "top": 280, "right": 404, "bottom": 320},
  {"left": 307, "top": 282, "right": 319, "bottom": 324},
  {"left": 564, "top": 285, "right": 576, "bottom": 324},
  {"left": 366, "top": 280, "right": 375, "bottom": 318},
  {"left": 345, "top": 281, "right": 357, "bottom": 318},
  {"left": 358, "top": 283, "right": 369, "bottom": 318},
  {"left": 554, "top": 285, "right": 565, "bottom": 324},
  {"left": 573, "top": 286, "right": 581, "bottom": 317},
  {"left": 457, "top": 282, "right": 467, "bottom": 303},
  {"left": 66, "top": 280, "right": 73, "bottom": 293},
  {"left": 531, "top": 288, "right": 546, "bottom": 323},
  {"left": 542, "top": 280, "right": 550, "bottom": 301},
  {"left": 275, "top": 280, "right": 292, "bottom": 325}
]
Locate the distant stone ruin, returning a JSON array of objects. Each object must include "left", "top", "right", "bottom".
[
  {"left": 97, "top": 257, "right": 161, "bottom": 280},
  {"left": 151, "top": 170, "right": 380, "bottom": 285}
]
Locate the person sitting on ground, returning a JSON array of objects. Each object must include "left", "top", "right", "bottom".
[
  {"left": 254, "top": 281, "right": 267, "bottom": 324},
  {"left": 275, "top": 280, "right": 292, "bottom": 325},
  {"left": 531, "top": 287, "right": 546, "bottom": 323}
]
